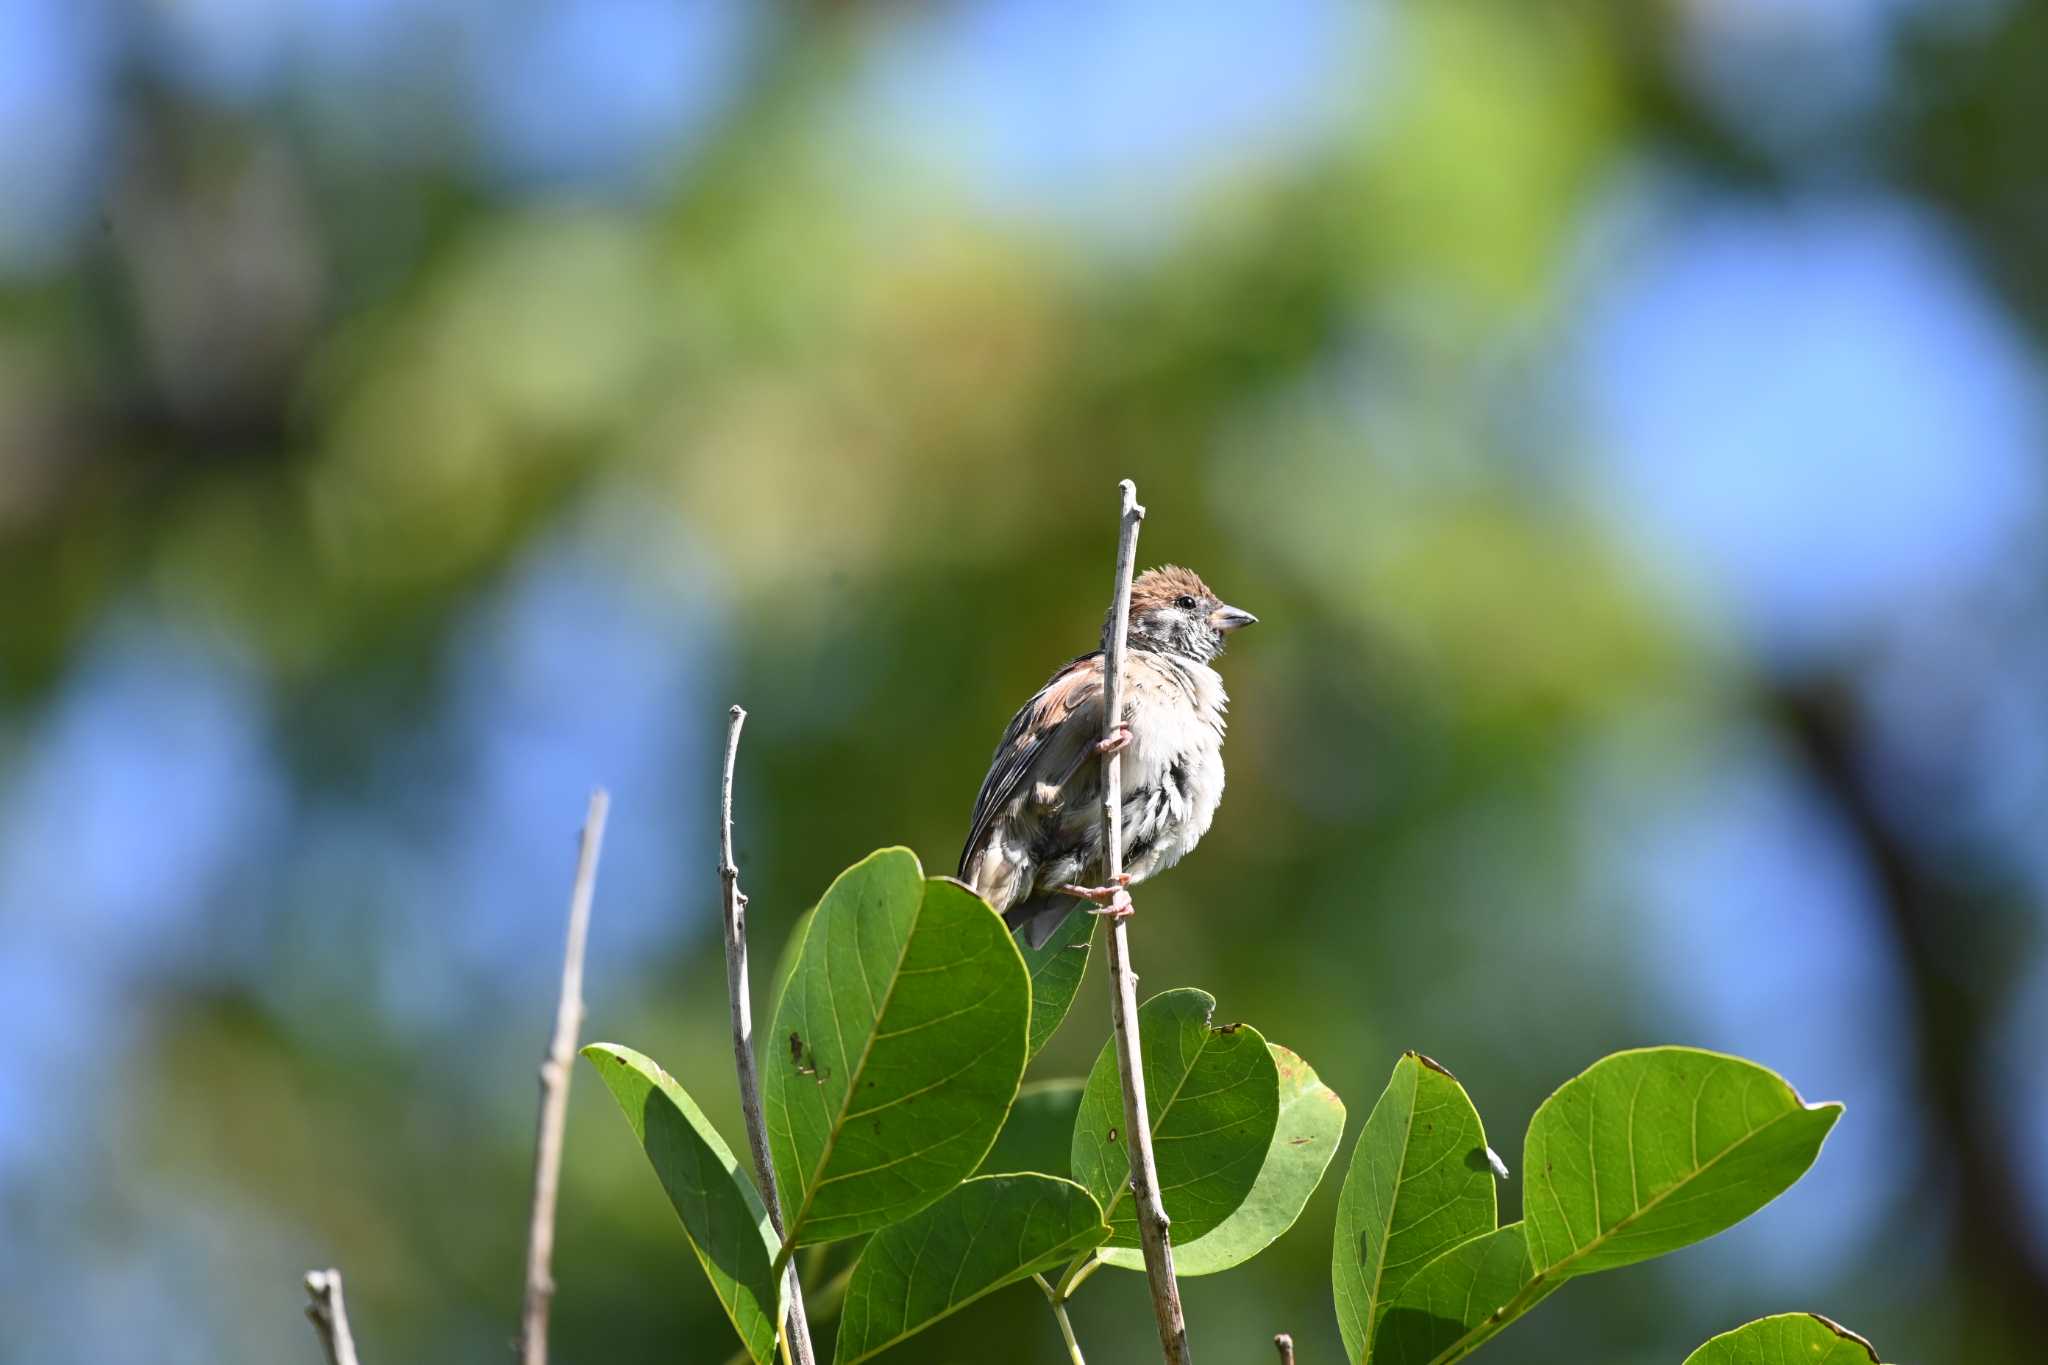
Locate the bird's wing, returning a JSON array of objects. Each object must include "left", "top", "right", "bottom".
[{"left": 958, "top": 651, "right": 1105, "bottom": 879}]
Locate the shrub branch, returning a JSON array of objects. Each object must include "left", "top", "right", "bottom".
[
  {"left": 520, "top": 788, "right": 610, "bottom": 1365},
  {"left": 302, "top": 1268, "right": 362, "bottom": 1365},
  {"left": 721, "top": 706, "right": 817, "bottom": 1365},
  {"left": 1099, "top": 479, "right": 1192, "bottom": 1363}
]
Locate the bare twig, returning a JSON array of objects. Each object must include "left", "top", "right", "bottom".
[
  {"left": 1098, "top": 479, "right": 1191, "bottom": 1363},
  {"left": 720, "top": 707, "right": 817, "bottom": 1365},
  {"left": 1274, "top": 1333, "right": 1296, "bottom": 1365},
  {"left": 302, "top": 1268, "right": 362, "bottom": 1365},
  {"left": 520, "top": 789, "right": 610, "bottom": 1365}
]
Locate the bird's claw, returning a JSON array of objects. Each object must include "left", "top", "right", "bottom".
[
  {"left": 1094, "top": 725, "right": 1134, "bottom": 756},
  {"left": 1060, "top": 878, "right": 1135, "bottom": 921}
]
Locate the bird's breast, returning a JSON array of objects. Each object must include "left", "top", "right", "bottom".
[{"left": 1120, "top": 658, "right": 1228, "bottom": 878}]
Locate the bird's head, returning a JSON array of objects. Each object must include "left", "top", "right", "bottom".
[{"left": 1110, "top": 565, "right": 1258, "bottom": 663}]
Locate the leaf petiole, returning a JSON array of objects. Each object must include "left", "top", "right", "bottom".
[{"left": 1033, "top": 1274, "right": 1088, "bottom": 1365}]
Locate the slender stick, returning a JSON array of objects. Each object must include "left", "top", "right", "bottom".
[
  {"left": 302, "top": 1268, "right": 362, "bottom": 1365},
  {"left": 1274, "top": 1333, "right": 1296, "bottom": 1365},
  {"left": 520, "top": 789, "right": 610, "bottom": 1365},
  {"left": 1098, "top": 479, "right": 1191, "bottom": 1363},
  {"left": 720, "top": 706, "right": 817, "bottom": 1365},
  {"left": 1033, "top": 1274, "right": 1090, "bottom": 1365}
]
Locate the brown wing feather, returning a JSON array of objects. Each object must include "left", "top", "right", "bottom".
[{"left": 957, "top": 651, "right": 1104, "bottom": 882}]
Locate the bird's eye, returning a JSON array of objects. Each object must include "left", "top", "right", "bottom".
[{"left": 1175, "top": 595, "right": 1198, "bottom": 610}]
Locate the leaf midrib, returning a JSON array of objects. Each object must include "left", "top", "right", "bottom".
[
  {"left": 783, "top": 883, "right": 927, "bottom": 1246},
  {"left": 1100, "top": 1017, "right": 1233, "bottom": 1232},
  {"left": 1539, "top": 1100, "right": 1817, "bottom": 1276},
  {"left": 1413, "top": 1102, "right": 1829, "bottom": 1365},
  {"left": 840, "top": 1182, "right": 1103, "bottom": 1365},
  {"left": 1358, "top": 1059, "right": 1421, "bottom": 1360}
]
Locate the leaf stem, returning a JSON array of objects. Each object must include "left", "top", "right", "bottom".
[
  {"left": 1424, "top": 1271, "right": 1552, "bottom": 1365},
  {"left": 1034, "top": 1274, "right": 1089, "bottom": 1365},
  {"left": 1057, "top": 1251, "right": 1104, "bottom": 1300}
]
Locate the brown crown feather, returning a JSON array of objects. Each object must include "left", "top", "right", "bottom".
[{"left": 1129, "top": 565, "right": 1213, "bottom": 611}]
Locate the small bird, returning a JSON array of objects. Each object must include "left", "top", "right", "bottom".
[{"left": 959, "top": 566, "right": 1257, "bottom": 948}]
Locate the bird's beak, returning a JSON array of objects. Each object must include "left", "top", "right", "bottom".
[{"left": 1212, "top": 604, "right": 1258, "bottom": 633}]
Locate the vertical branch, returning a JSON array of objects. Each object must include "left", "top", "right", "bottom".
[
  {"left": 720, "top": 707, "right": 817, "bottom": 1365},
  {"left": 1274, "top": 1333, "right": 1296, "bottom": 1365},
  {"left": 303, "top": 1268, "right": 363, "bottom": 1365},
  {"left": 1098, "top": 478, "right": 1192, "bottom": 1364},
  {"left": 520, "top": 789, "right": 610, "bottom": 1365}
]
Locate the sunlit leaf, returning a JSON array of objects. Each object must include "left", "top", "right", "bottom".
[
  {"left": 584, "top": 1044, "right": 782, "bottom": 1365},
  {"left": 833, "top": 1175, "right": 1109, "bottom": 1364},
  {"left": 1522, "top": 1047, "right": 1841, "bottom": 1279},
  {"left": 1332, "top": 1052, "right": 1497, "bottom": 1365},
  {"left": 1102, "top": 1043, "right": 1344, "bottom": 1275},
  {"left": 1680, "top": 1314, "right": 1885, "bottom": 1365},
  {"left": 764, "top": 849, "right": 1031, "bottom": 1247},
  {"left": 1070, "top": 988, "right": 1279, "bottom": 1249}
]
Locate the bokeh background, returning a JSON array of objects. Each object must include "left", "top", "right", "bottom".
[{"left": 4, "top": 1, "right": 2046, "bottom": 1361}]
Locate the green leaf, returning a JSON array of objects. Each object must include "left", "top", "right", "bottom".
[
  {"left": 583, "top": 1044, "right": 783, "bottom": 1365},
  {"left": 1017, "top": 905, "right": 1095, "bottom": 1058},
  {"left": 1331, "top": 1052, "right": 1497, "bottom": 1365},
  {"left": 1522, "top": 1047, "right": 1842, "bottom": 1279},
  {"left": 765, "top": 901, "right": 815, "bottom": 1023},
  {"left": 977, "top": 1078, "right": 1086, "bottom": 1180},
  {"left": 1371, "top": 1223, "right": 1559, "bottom": 1365},
  {"left": 833, "top": 1174, "right": 1110, "bottom": 1365},
  {"left": 1680, "top": 1314, "right": 1885, "bottom": 1365},
  {"left": 1070, "top": 988, "right": 1281, "bottom": 1249},
  {"left": 1102, "top": 1043, "right": 1345, "bottom": 1275},
  {"left": 764, "top": 848, "right": 1032, "bottom": 1247}
]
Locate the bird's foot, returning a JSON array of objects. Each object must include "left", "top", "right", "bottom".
[
  {"left": 1060, "top": 876, "right": 1134, "bottom": 922},
  {"left": 1094, "top": 725, "right": 1134, "bottom": 756}
]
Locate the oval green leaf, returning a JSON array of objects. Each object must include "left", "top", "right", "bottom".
[
  {"left": 1017, "top": 905, "right": 1095, "bottom": 1058},
  {"left": 764, "top": 849, "right": 1032, "bottom": 1247},
  {"left": 1681, "top": 1314, "right": 1885, "bottom": 1365},
  {"left": 977, "top": 1078, "right": 1086, "bottom": 1180},
  {"left": 1102, "top": 1043, "right": 1345, "bottom": 1275},
  {"left": 584, "top": 1044, "right": 782, "bottom": 1365},
  {"left": 1331, "top": 1051, "right": 1498, "bottom": 1365},
  {"left": 1371, "top": 1222, "right": 1559, "bottom": 1365},
  {"left": 1522, "top": 1047, "right": 1842, "bottom": 1279},
  {"left": 1070, "top": 988, "right": 1281, "bottom": 1249},
  {"left": 833, "top": 1174, "right": 1110, "bottom": 1365}
]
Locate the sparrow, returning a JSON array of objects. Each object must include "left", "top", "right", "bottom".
[{"left": 959, "top": 566, "right": 1258, "bottom": 948}]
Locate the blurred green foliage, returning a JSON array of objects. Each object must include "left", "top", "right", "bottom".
[{"left": 4, "top": 3, "right": 2047, "bottom": 1364}]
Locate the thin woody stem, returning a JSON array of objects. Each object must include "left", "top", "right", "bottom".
[
  {"left": 1097, "top": 478, "right": 1191, "bottom": 1363},
  {"left": 520, "top": 789, "right": 610, "bottom": 1365},
  {"left": 302, "top": 1268, "right": 362, "bottom": 1365},
  {"left": 720, "top": 707, "right": 816, "bottom": 1365}
]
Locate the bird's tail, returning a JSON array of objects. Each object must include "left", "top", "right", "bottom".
[{"left": 1002, "top": 894, "right": 1083, "bottom": 951}]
